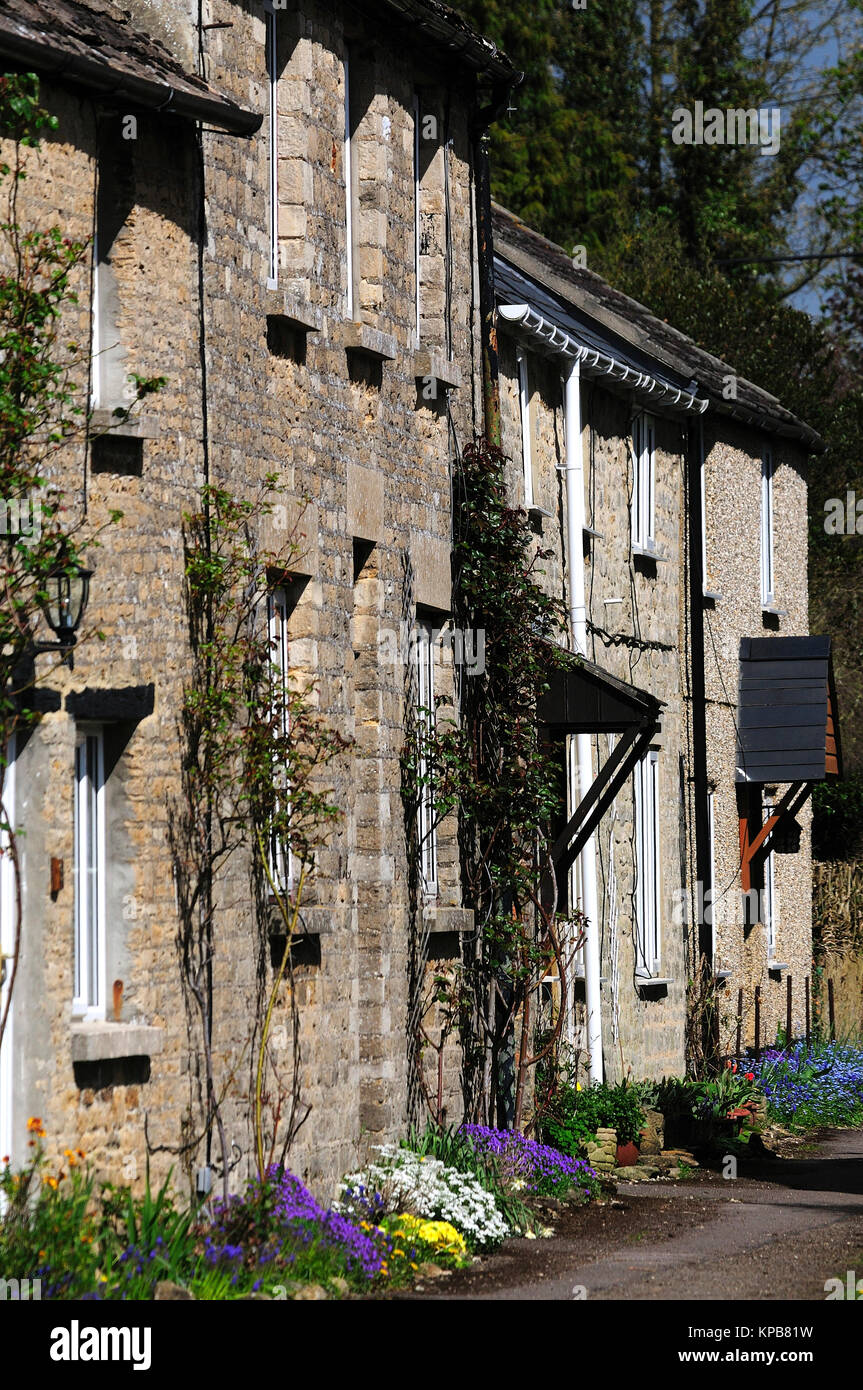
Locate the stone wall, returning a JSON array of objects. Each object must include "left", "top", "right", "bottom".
[{"left": 4, "top": 0, "right": 483, "bottom": 1200}]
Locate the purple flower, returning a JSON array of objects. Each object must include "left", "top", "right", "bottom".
[{"left": 460, "top": 1125, "right": 598, "bottom": 1197}]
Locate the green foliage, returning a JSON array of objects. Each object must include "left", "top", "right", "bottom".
[
  {"left": 813, "top": 774, "right": 863, "bottom": 861},
  {"left": 403, "top": 438, "right": 573, "bottom": 1125},
  {"left": 690, "top": 1063, "right": 760, "bottom": 1119},
  {"left": 174, "top": 478, "right": 350, "bottom": 1190},
  {"left": 541, "top": 1078, "right": 646, "bottom": 1150}
]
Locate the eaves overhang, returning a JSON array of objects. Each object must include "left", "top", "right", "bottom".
[
  {"left": 0, "top": 1, "right": 261, "bottom": 136},
  {"left": 375, "top": 0, "right": 518, "bottom": 81},
  {"left": 496, "top": 257, "right": 710, "bottom": 418}
]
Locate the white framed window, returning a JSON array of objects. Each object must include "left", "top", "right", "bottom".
[
  {"left": 414, "top": 616, "right": 437, "bottom": 896},
  {"left": 517, "top": 347, "right": 534, "bottom": 508},
  {"left": 74, "top": 727, "right": 106, "bottom": 1021},
  {"left": 567, "top": 734, "right": 585, "bottom": 978},
  {"left": 343, "top": 51, "right": 357, "bottom": 319},
  {"left": 267, "top": 588, "right": 293, "bottom": 894},
  {"left": 761, "top": 446, "right": 774, "bottom": 606},
  {"left": 632, "top": 412, "right": 656, "bottom": 551},
  {"left": 0, "top": 738, "right": 16, "bottom": 1173},
  {"left": 91, "top": 130, "right": 134, "bottom": 411},
  {"left": 413, "top": 91, "right": 421, "bottom": 347},
  {"left": 265, "top": 9, "right": 279, "bottom": 289},
  {"left": 699, "top": 424, "right": 710, "bottom": 593},
  {"left": 763, "top": 799, "right": 777, "bottom": 956},
  {"left": 707, "top": 787, "right": 717, "bottom": 960},
  {"left": 634, "top": 748, "right": 660, "bottom": 976}
]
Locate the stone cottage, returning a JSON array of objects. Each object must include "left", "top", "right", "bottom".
[
  {"left": 0, "top": 0, "right": 514, "bottom": 1196},
  {"left": 0, "top": 0, "right": 839, "bottom": 1202},
  {"left": 492, "top": 203, "right": 839, "bottom": 1082}
]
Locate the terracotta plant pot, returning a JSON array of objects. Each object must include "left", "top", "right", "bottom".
[{"left": 616, "top": 1141, "right": 640, "bottom": 1167}]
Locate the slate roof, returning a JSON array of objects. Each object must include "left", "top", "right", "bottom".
[
  {"left": 376, "top": 0, "right": 517, "bottom": 80},
  {"left": 0, "top": 0, "right": 260, "bottom": 134},
  {"left": 493, "top": 202, "right": 823, "bottom": 451}
]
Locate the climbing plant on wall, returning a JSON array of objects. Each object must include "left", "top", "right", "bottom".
[
  {"left": 403, "top": 437, "right": 585, "bottom": 1130},
  {"left": 171, "top": 478, "right": 349, "bottom": 1198}
]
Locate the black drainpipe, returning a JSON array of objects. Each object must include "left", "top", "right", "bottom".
[{"left": 471, "top": 77, "right": 519, "bottom": 447}]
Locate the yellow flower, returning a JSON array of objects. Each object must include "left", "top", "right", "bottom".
[
  {"left": 393, "top": 1248, "right": 405, "bottom": 1258},
  {"left": 43, "top": 1175, "right": 58, "bottom": 1190},
  {"left": 576, "top": 1083, "right": 582, "bottom": 1092},
  {"left": 27, "top": 1116, "right": 44, "bottom": 1133},
  {"left": 63, "top": 1148, "right": 78, "bottom": 1166}
]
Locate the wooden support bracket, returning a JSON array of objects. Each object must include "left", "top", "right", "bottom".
[{"left": 738, "top": 780, "right": 812, "bottom": 892}]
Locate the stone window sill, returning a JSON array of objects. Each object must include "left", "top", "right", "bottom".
[
  {"left": 264, "top": 290, "right": 321, "bottom": 334},
  {"left": 338, "top": 321, "right": 397, "bottom": 361},
  {"left": 90, "top": 408, "right": 159, "bottom": 440},
  {"left": 267, "top": 901, "right": 347, "bottom": 936},
  {"left": 71, "top": 1022, "right": 164, "bottom": 1062},
  {"left": 636, "top": 976, "right": 673, "bottom": 994},
  {"left": 422, "top": 905, "right": 474, "bottom": 935},
  {"left": 703, "top": 588, "right": 723, "bottom": 603},
  {"left": 768, "top": 960, "right": 791, "bottom": 976},
  {"left": 411, "top": 349, "right": 461, "bottom": 390},
  {"left": 632, "top": 543, "right": 669, "bottom": 563}
]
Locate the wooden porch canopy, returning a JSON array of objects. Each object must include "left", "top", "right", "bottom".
[
  {"left": 736, "top": 635, "right": 841, "bottom": 891},
  {"left": 539, "top": 654, "right": 663, "bottom": 877}
]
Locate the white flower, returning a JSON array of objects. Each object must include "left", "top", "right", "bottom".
[{"left": 337, "top": 1146, "right": 510, "bottom": 1249}]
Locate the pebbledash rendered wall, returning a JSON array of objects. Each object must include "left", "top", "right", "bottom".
[
  {"left": 699, "top": 421, "right": 812, "bottom": 1054},
  {"left": 5, "top": 0, "right": 486, "bottom": 1199}
]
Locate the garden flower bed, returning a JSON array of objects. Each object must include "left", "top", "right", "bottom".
[
  {"left": 0, "top": 1120, "right": 601, "bottom": 1300},
  {"left": 748, "top": 1041, "right": 863, "bottom": 1129}
]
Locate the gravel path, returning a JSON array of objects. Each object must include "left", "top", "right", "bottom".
[{"left": 406, "top": 1127, "right": 863, "bottom": 1301}]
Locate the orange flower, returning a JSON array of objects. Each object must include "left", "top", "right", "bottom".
[
  {"left": 63, "top": 1148, "right": 78, "bottom": 1166},
  {"left": 26, "top": 1116, "right": 46, "bottom": 1137},
  {"left": 43, "top": 1175, "right": 58, "bottom": 1190}
]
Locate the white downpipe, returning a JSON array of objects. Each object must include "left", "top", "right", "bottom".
[{"left": 563, "top": 359, "right": 603, "bottom": 1084}]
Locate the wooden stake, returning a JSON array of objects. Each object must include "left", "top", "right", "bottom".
[
  {"left": 828, "top": 977, "right": 836, "bottom": 1040},
  {"left": 786, "top": 974, "right": 793, "bottom": 1047},
  {"left": 805, "top": 975, "right": 811, "bottom": 1047},
  {"left": 735, "top": 988, "right": 743, "bottom": 1060},
  {"left": 754, "top": 984, "right": 761, "bottom": 1060}
]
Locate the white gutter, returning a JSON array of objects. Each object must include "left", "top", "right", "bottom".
[{"left": 498, "top": 304, "right": 709, "bottom": 415}]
